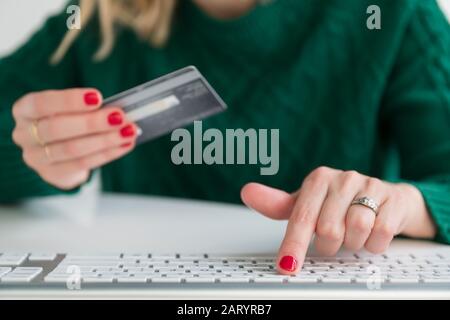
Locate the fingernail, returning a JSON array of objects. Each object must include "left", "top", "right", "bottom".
[
  {"left": 121, "top": 142, "right": 133, "bottom": 148},
  {"left": 84, "top": 91, "right": 100, "bottom": 106},
  {"left": 279, "top": 255, "right": 297, "bottom": 272},
  {"left": 108, "top": 111, "right": 123, "bottom": 126},
  {"left": 120, "top": 125, "right": 135, "bottom": 138}
]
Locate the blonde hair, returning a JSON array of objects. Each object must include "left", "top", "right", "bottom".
[{"left": 50, "top": 0, "right": 177, "bottom": 64}]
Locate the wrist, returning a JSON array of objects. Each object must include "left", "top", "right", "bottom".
[{"left": 396, "top": 183, "right": 436, "bottom": 239}]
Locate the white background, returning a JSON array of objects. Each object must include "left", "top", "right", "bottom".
[{"left": 0, "top": 0, "right": 449, "bottom": 56}]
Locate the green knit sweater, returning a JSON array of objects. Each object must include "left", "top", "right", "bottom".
[{"left": 0, "top": 0, "right": 449, "bottom": 243}]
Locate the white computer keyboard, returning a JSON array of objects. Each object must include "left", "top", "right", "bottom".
[{"left": 0, "top": 252, "right": 449, "bottom": 287}]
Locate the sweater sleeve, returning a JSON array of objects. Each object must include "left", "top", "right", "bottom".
[
  {"left": 0, "top": 12, "right": 81, "bottom": 203},
  {"left": 381, "top": 1, "right": 450, "bottom": 243}
]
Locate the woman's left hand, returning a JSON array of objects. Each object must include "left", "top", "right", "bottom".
[{"left": 240, "top": 166, "right": 437, "bottom": 274}]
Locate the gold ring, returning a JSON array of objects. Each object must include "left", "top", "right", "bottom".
[
  {"left": 44, "top": 145, "right": 52, "bottom": 162},
  {"left": 29, "top": 120, "right": 45, "bottom": 146}
]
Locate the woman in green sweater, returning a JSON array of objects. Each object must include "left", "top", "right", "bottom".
[{"left": 0, "top": 0, "right": 449, "bottom": 274}]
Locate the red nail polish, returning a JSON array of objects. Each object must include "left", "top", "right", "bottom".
[
  {"left": 279, "top": 255, "right": 297, "bottom": 272},
  {"left": 108, "top": 112, "right": 123, "bottom": 126},
  {"left": 121, "top": 142, "right": 132, "bottom": 148},
  {"left": 120, "top": 125, "right": 135, "bottom": 138},
  {"left": 84, "top": 91, "right": 99, "bottom": 106}
]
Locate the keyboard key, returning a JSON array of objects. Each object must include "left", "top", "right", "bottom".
[
  {"left": 59, "top": 261, "right": 122, "bottom": 266},
  {"left": 288, "top": 277, "right": 320, "bottom": 284},
  {"left": 28, "top": 254, "right": 58, "bottom": 261},
  {"left": 1, "top": 267, "right": 42, "bottom": 283},
  {"left": 116, "top": 276, "right": 148, "bottom": 283},
  {"left": 65, "top": 255, "right": 121, "bottom": 259},
  {"left": 151, "top": 277, "right": 182, "bottom": 283},
  {"left": 150, "top": 254, "right": 177, "bottom": 260},
  {"left": 388, "top": 278, "right": 420, "bottom": 284},
  {"left": 185, "top": 277, "right": 216, "bottom": 283},
  {"left": 178, "top": 254, "right": 208, "bottom": 259},
  {"left": 0, "top": 267, "right": 12, "bottom": 279},
  {"left": 165, "top": 274, "right": 194, "bottom": 279},
  {"left": 354, "top": 277, "right": 387, "bottom": 284},
  {"left": 82, "top": 276, "right": 114, "bottom": 283},
  {"left": 0, "top": 254, "right": 28, "bottom": 266},
  {"left": 321, "top": 277, "right": 353, "bottom": 283},
  {"left": 219, "top": 277, "right": 251, "bottom": 283},
  {"left": 422, "top": 277, "right": 450, "bottom": 284},
  {"left": 121, "top": 254, "right": 149, "bottom": 259},
  {"left": 253, "top": 277, "right": 286, "bottom": 283},
  {"left": 44, "top": 275, "right": 72, "bottom": 283},
  {"left": 303, "top": 266, "right": 330, "bottom": 271}
]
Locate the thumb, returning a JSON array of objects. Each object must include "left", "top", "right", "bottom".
[{"left": 240, "top": 183, "right": 296, "bottom": 220}]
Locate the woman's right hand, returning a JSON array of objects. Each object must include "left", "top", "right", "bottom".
[{"left": 11, "top": 88, "right": 138, "bottom": 190}]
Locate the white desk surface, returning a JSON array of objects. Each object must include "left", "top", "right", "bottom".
[{"left": 0, "top": 193, "right": 449, "bottom": 299}]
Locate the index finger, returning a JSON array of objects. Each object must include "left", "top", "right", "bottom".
[
  {"left": 277, "top": 173, "right": 329, "bottom": 275},
  {"left": 13, "top": 88, "right": 102, "bottom": 120}
]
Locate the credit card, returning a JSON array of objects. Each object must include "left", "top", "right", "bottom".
[{"left": 102, "top": 66, "right": 227, "bottom": 144}]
